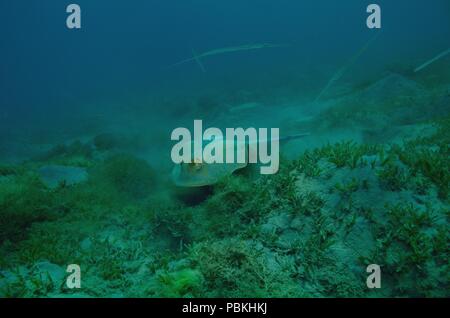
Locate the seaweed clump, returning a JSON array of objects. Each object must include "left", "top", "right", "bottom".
[
  {"left": 146, "top": 269, "right": 204, "bottom": 297},
  {"left": 360, "top": 203, "right": 448, "bottom": 297},
  {"left": 0, "top": 174, "right": 63, "bottom": 244},
  {"left": 90, "top": 154, "right": 157, "bottom": 200},
  {"left": 37, "top": 140, "right": 94, "bottom": 167}
]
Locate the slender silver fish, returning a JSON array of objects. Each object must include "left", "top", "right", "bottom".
[{"left": 169, "top": 43, "right": 289, "bottom": 71}]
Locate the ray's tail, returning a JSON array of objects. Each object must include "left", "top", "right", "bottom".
[
  {"left": 279, "top": 133, "right": 311, "bottom": 143},
  {"left": 251, "top": 132, "right": 310, "bottom": 145}
]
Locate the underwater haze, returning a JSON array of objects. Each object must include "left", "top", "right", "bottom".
[{"left": 0, "top": 0, "right": 449, "bottom": 297}]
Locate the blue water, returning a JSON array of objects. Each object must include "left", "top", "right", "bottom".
[{"left": 1, "top": 1, "right": 448, "bottom": 124}]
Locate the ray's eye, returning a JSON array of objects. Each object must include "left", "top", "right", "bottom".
[{"left": 189, "top": 159, "right": 203, "bottom": 171}]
